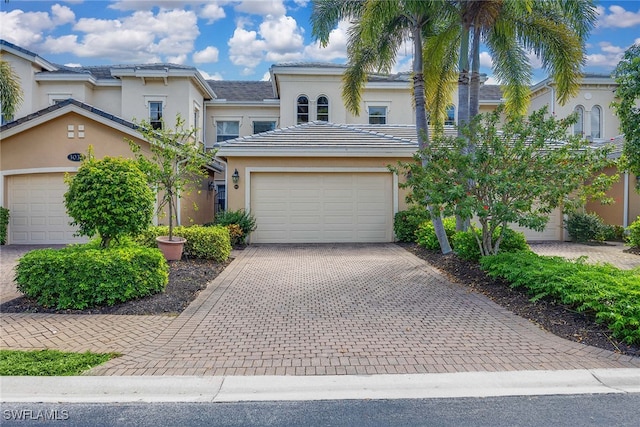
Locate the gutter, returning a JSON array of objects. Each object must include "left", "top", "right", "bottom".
[{"left": 623, "top": 172, "right": 629, "bottom": 227}]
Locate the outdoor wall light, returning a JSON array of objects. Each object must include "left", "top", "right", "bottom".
[{"left": 232, "top": 169, "right": 240, "bottom": 189}]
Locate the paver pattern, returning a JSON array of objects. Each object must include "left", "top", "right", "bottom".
[{"left": 2, "top": 243, "right": 639, "bottom": 376}]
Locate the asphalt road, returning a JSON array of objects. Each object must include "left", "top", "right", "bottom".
[{"left": 2, "top": 393, "right": 638, "bottom": 427}]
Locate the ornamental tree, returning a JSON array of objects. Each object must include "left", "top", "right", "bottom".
[
  {"left": 64, "top": 149, "right": 155, "bottom": 248},
  {"left": 129, "top": 114, "right": 215, "bottom": 241},
  {"left": 395, "top": 106, "right": 616, "bottom": 258},
  {"left": 612, "top": 43, "right": 640, "bottom": 191}
]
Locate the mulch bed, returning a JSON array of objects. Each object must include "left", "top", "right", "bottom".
[
  {"left": 399, "top": 242, "right": 640, "bottom": 358},
  {"left": 0, "top": 258, "right": 230, "bottom": 316}
]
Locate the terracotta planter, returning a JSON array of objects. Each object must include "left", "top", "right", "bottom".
[{"left": 156, "top": 236, "right": 186, "bottom": 261}]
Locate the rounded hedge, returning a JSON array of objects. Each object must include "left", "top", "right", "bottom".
[
  {"left": 136, "top": 225, "right": 231, "bottom": 261},
  {"left": 15, "top": 243, "right": 168, "bottom": 310}
]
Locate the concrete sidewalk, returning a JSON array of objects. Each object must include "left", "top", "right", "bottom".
[{"left": 2, "top": 369, "right": 639, "bottom": 403}]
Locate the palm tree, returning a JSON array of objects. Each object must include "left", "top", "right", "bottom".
[
  {"left": 0, "top": 60, "right": 23, "bottom": 123},
  {"left": 312, "top": 0, "right": 454, "bottom": 254}
]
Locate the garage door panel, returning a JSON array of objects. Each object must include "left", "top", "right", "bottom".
[
  {"left": 251, "top": 172, "right": 392, "bottom": 243},
  {"left": 8, "top": 174, "right": 86, "bottom": 245}
]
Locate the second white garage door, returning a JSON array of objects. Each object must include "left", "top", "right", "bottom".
[{"left": 250, "top": 172, "right": 393, "bottom": 243}]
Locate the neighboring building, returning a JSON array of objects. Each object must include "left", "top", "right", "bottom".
[{"left": 1, "top": 39, "right": 637, "bottom": 244}]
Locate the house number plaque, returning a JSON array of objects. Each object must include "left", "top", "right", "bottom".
[{"left": 67, "top": 153, "right": 83, "bottom": 162}]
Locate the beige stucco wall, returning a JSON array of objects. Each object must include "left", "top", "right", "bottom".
[
  {"left": 223, "top": 156, "right": 412, "bottom": 215},
  {"left": 206, "top": 103, "right": 280, "bottom": 148},
  {"left": 1, "top": 111, "right": 214, "bottom": 226},
  {"left": 587, "top": 167, "right": 640, "bottom": 227},
  {"left": 1, "top": 51, "right": 39, "bottom": 120}
]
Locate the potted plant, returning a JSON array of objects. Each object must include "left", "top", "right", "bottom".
[{"left": 130, "top": 114, "right": 215, "bottom": 260}]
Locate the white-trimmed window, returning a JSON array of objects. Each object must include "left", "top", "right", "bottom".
[
  {"left": 317, "top": 96, "right": 329, "bottom": 121},
  {"left": 48, "top": 93, "right": 72, "bottom": 105},
  {"left": 573, "top": 105, "right": 584, "bottom": 136},
  {"left": 193, "top": 104, "right": 201, "bottom": 141},
  {"left": 253, "top": 121, "right": 276, "bottom": 134},
  {"left": 591, "top": 105, "right": 601, "bottom": 139},
  {"left": 216, "top": 121, "right": 239, "bottom": 142},
  {"left": 368, "top": 106, "right": 387, "bottom": 124},
  {"left": 297, "top": 95, "right": 309, "bottom": 124},
  {"left": 149, "top": 101, "right": 163, "bottom": 130},
  {"left": 445, "top": 105, "right": 455, "bottom": 125}
]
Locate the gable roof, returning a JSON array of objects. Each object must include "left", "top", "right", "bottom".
[
  {"left": 0, "top": 39, "right": 57, "bottom": 71},
  {"left": 208, "top": 81, "right": 277, "bottom": 102}
]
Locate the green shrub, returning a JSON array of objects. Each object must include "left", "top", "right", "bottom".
[
  {"left": 627, "top": 217, "right": 640, "bottom": 248},
  {"left": 393, "top": 206, "right": 432, "bottom": 242},
  {"left": 64, "top": 154, "right": 155, "bottom": 248},
  {"left": 565, "top": 212, "right": 605, "bottom": 243},
  {"left": 213, "top": 209, "right": 257, "bottom": 245},
  {"left": 415, "top": 217, "right": 456, "bottom": 249},
  {"left": 452, "top": 227, "right": 529, "bottom": 261},
  {"left": 0, "top": 207, "right": 8, "bottom": 245},
  {"left": 601, "top": 223, "right": 626, "bottom": 242},
  {"left": 136, "top": 225, "right": 231, "bottom": 261},
  {"left": 15, "top": 243, "right": 168, "bottom": 310},
  {"left": 480, "top": 251, "right": 640, "bottom": 345}
]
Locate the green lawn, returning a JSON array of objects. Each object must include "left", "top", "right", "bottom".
[{"left": 0, "top": 349, "right": 119, "bottom": 376}]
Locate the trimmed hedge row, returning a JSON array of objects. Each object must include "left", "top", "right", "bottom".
[
  {"left": 15, "top": 243, "right": 168, "bottom": 310},
  {"left": 480, "top": 251, "right": 640, "bottom": 345},
  {"left": 136, "top": 225, "right": 231, "bottom": 261}
]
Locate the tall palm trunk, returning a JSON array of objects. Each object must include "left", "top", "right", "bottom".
[
  {"left": 469, "top": 25, "right": 481, "bottom": 119},
  {"left": 456, "top": 26, "right": 470, "bottom": 231},
  {"left": 413, "top": 25, "right": 453, "bottom": 254}
]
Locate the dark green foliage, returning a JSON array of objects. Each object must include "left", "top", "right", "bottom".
[
  {"left": 601, "top": 224, "right": 626, "bottom": 242},
  {"left": 565, "top": 212, "right": 606, "bottom": 242},
  {"left": 415, "top": 217, "right": 456, "bottom": 249},
  {"left": 452, "top": 228, "right": 529, "bottom": 261},
  {"left": 15, "top": 242, "right": 168, "bottom": 310},
  {"left": 393, "top": 206, "right": 432, "bottom": 242},
  {"left": 480, "top": 252, "right": 640, "bottom": 345},
  {"left": 64, "top": 153, "right": 154, "bottom": 248},
  {"left": 0, "top": 207, "right": 8, "bottom": 245},
  {"left": 0, "top": 350, "right": 117, "bottom": 376},
  {"left": 213, "top": 209, "right": 257, "bottom": 245},
  {"left": 627, "top": 217, "right": 640, "bottom": 248},
  {"left": 136, "top": 225, "right": 231, "bottom": 261}
]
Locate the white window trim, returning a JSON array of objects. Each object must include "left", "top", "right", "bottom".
[{"left": 48, "top": 93, "right": 73, "bottom": 105}]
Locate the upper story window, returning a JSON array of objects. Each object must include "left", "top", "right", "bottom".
[
  {"left": 253, "top": 121, "right": 276, "bottom": 134},
  {"left": 149, "top": 101, "right": 163, "bottom": 130},
  {"left": 573, "top": 105, "right": 584, "bottom": 136},
  {"left": 368, "top": 106, "right": 387, "bottom": 124},
  {"left": 216, "top": 121, "right": 239, "bottom": 142},
  {"left": 317, "top": 96, "right": 329, "bottom": 121},
  {"left": 297, "top": 96, "right": 309, "bottom": 124},
  {"left": 193, "top": 105, "right": 200, "bottom": 140},
  {"left": 445, "top": 105, "right": 455, "bottom": 125},
  {"left": 591, "top": 105, "right": 601, "bottom": 139}
]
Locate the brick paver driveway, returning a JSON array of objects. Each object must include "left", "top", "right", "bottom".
[{"left": 81, "top": 244, "right": 638, "bottom": 376}]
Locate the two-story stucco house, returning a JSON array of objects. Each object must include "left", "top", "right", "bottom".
[{"left": 1, "top": 39, "right": 637, "bottom": 245}]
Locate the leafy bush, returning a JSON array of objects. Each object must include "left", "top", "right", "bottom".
[
  {"left": 565, "top": 212, "right": 605, "bottom": 243},
  {"left": 480, "top": 251, "right": 640, "bottom": 345},
  {"left": 452, "top": 228, "right": 529, "bottom": 261},
  {"left": 627, "top": 217, "right": 640, "bottom": 248},
  {"left": 15, "top": 243, "right": 168, "bottom": 310},
  {"left": 136, "top": 225, "right": 231, "bottom": 261},
  {"left": 64, "top": 153, "right": 155, "bottom": 248},
  {"left": 601, "top": 223, "right": 626, "bottom": 242},
  {"left": 213, "top": 209, "right": 257, "bottom": 245},
  {"left": 393, "top": 206, "right": 432, "bottom": 242},
  {"left": 0, "top": 207, "right": 8, "bottom": 245},
  {"left": 415, "top": 217, "right": 456, "bottom": 249}
]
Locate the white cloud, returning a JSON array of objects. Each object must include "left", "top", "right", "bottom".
[
  {"left": 0, "top": 9, "right": 59, "bottom": 48},
  {"left": 479, "top": 51, "right": 493, "bottom": 68},
  {"left": 599, "top": 41, "right": 625, "bottom": 54},
  {"left": 198, "top": 69, "right": 223, "bottom": 80},
  {"left": 51, "top": 4, "right": 76, "bottom": 25},
  {"left": 597, "top": 5, "right": 640, "bottom": 28},
  {"left": 585, "top": 53, "right": 611, "bottom": 67},
  {"left": 63, "top": 63, "right": 82, "bottom": 67},
  {"left": 261, "top": 71, "right": 271, "bottom": 81},
  {"left": 167, "top": 54, "right": 188, "bottom": 64},
  {"left": 235, "top": 0, "right": 286, "bottom": 17},
  {"left": 193, "top": 46, "right": 220, "bottom": 63},
  {"left": 200, "top": 3, "right": 226, "bottom": 23},
  {"left": 304, "top": 19, "right": 348, "bottom": 62},
  {"left": 228, "top": 27, "right": 266, "bottom": 69}
]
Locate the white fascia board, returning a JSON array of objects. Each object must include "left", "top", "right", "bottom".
[
  {"left": 0, "top": 104, "right": 142, "bottom": 140},
  {"left": 269, "top": 65, "right": 346, "bottom": 76},
  {"left": 1, "top": 45, "right": 58, "bottom": 71},
  {"left": 35, "top": 74, "right": 97, "bottom": 84},
  {"left": 216, "top": 148, "right": 417, "bottom": 158},
  {"left": 207, "top": 100, "right": 280, "bottom": 106}
]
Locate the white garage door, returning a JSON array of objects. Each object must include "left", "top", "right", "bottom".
[
  {"left": 510, "top": 207, "right": 564, "bottom": 241},
  {"left": 7, "top": 173, "right": 85, "bottom": 244},
  {"left": 250, "top": 172, "right": 393, "bottom": 243}
]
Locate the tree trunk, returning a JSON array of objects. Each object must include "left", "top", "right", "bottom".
[
  {"left": 413, "top": 24, "right": 452, "bottom": 254},
  {"left": 456, "top": 26, "right": 471, "bottom": 232}
]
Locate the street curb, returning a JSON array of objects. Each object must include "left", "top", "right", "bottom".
[{"left": 2, "top": 369, "right": 639, "bottom": 403}]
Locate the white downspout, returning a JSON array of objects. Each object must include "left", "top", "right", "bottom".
[{"left": 623, "top": 172, "right": 629, "bottom": 227}]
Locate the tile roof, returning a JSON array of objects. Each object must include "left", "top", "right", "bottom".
[
  {"left": 36, "top": 63, "right": 200, "bottom": 80},
  {"left": 208, "top": 81, "right": 277, "bottom": 101}
]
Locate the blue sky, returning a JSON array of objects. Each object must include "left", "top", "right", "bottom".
[{"left": 1, "top": 1, "right": 639, "bottom": 83}]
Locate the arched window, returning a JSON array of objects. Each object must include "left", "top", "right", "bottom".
[
  {"left": 317, "top": 96, "right": 329, "bottom": 121},
  {"left": 297, "top": 95, "right": 309, "bottom": 124},
  {"left": 573, "top": 106, "right": 584, "bottom": 136},
  {"left": 445, "top": 105, "right": 455, "bottom": 125},
  {"left": 591, "top": 105, "right": 601, "bottom": 139}
]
